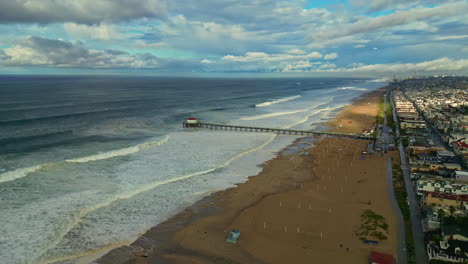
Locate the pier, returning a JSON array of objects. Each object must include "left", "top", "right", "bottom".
[{"left": 183, "top": 119, "right": 375, "bottom": 140}]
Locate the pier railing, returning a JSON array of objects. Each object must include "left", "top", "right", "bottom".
[{"left": 183, "top": 121, "right": 375, "bottom": 140}]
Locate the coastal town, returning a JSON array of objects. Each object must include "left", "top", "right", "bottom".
[{"left": 390, "top": 76, "right": 468, "bottom": 263}]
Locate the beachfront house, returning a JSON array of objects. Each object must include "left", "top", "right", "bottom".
[
  {"left": 454, "top": 142, "right": 468, "bottom": 156},
  {"left": 453, "top": 171, "right": 468, "bottom": 183},
  {"left": 425, "top": 192, "right": 468, "bottom": 210},
  {"left": 444, "top": 163, "right": 462, "bottom": 171},
  {"left": 438, "top": 150, "right": 456, "bottom": 163},
  {"left": 428, "top": 240, "right": 468, "bottom": 263}
]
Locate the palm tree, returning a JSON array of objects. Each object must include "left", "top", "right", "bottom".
[
  {"left": 449, "top": 206, "right": 456, "bottom": 217},
  {"left": 438, "top": 208, "right": 446, "bottom": 221}
]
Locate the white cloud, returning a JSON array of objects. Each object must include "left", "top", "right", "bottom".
[
  {"left": 287, "top": 48, "right": 307, "bottom": 55},
  {"left": 201, "top": 59, "right": 214, "bottom": 64},
  {"left": 310, "top": 2, "right": 468, "bottom": 41},
  {"left": 351, "top": 0, "right": 439, "bottom": 12},
  {"left": 63, "top": 23, "right": 119, "bottom": 40},
  {"left": 319, "top": 63, "right": 336, "bottom": 69},
  {"left": 281, "top": 60, "right": 317, "bottom": 72},
  {"left": 354, "top": 44, "right": 366, "bottom": 48},
  {"left": 317, "top": 57, "right": 468, "bottom": 75},
  {"left": 152, "top": 14, "right": 274, "bottom": 54},
  {"left": 324, "top": 52, "right": 338, "bottom": 60},
  {"left": 221, "top": 51, "right": 322, "bottom": 62},
  {"left": 433, "top": 35, "right": 468, "bottom": 40},
  {"left": 307, "top": 35, "right": 370, "bottom": 49}
]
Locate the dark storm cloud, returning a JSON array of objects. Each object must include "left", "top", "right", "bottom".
[{"left": 0, "top": 0, "right": 165, "bottom": 24}]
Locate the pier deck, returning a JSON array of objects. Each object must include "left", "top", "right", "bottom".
[{"left": 183, "top": 121, "right": 375, "bottom": 140}]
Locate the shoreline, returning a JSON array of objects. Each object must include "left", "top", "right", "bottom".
[{"left": 95, "top": 87, "right": 398, "bottom": 264}]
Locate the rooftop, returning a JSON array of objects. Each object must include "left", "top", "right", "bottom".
[
  {"left": 427, "top": 192, "right": 468, "bottom": 202},
  {"left": 369, "top": 251, "right": 394, "bottom": 264}
]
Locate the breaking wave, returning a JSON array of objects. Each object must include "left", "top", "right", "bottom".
[
  {"left": 337, "top": 87, "right": 368, "bottom": 91},
  {"left": 0, "top": 165, "right": 47, "bottom": 184},
  {"left": 36, "top": 134, "right": 277, "bottom": 264},
  {"left": 255, "top": 95, "right": 301, "bottom": 107},
  {"left": 0, "top": 136, "right": 170, "bottom": 184},
  {"left": 367, "top": 78, "right": 389, "bottom": 83},
  {"left": 241, "top": 100, "right": 332, "bottom": 121},
  {"left": 65, "top": 136, "right": 170, "bottom": 163}
]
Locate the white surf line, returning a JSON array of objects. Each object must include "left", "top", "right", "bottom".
[
  {"left": 65, "top": 136, "right": 170, "bottom": 163},
  {"left": 255, "top": 95, "right": 301, "bottom": 107},
  {"left": 0, "top": 165, "right": 47, "bottom": 184},
  {"left": 0, "top": 136, "right": 170, "bottom": 184},
  {"left": 38, "top": 134, "right": 277, "bottom": 264},
  {"left": 39, "top": 238, "right": 135, "bottom": 264},
  {"left": 337, "top": 87, "right": 368, "bottom": 91},
  {"left": 241, "top": 99, "right": 333, "bottom": 121},
  {"left": 282, "top": 105, "right": 344, "bottom": 130}
]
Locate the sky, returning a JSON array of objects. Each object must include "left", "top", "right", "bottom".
[{"left": 0, "top": 0, "right": 467, "bottom": 77}]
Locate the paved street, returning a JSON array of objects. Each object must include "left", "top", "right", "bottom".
[
  {"left": 386, "top": 157, "right": 408, "bottom": 264},
  {"left": 390, "top": 91, "right": 429, "bottom": 264}
]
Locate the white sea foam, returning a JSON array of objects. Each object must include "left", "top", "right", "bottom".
[
  {"left": 0, "top": 165, "right": 46, "bottom": 184},
  {"left": 337, "top": 86, "right": 368, "bottom": 91},
  {"left": 88, "top": 135, "right": 274, "bottom": 211},
  {"left": 255, "top": 95, "right": 301, "bottom": 107},
  {"left": 32, "top": 133, "right": 277, "bottom": 264},
  {"left": 65, "top": 136, "right": 170, "bottom": 163},
  {"left": 284, "top": 105, "right": 343, "bottom": 129},
  {"left": 0, "top": 136, "right": 170, "bottom": 184},
  {"left": 367, "top": 78, "right": 389, "bottom": 83},
  {"left": 241, "top": 100, "right": 332, "bottom": 121}
]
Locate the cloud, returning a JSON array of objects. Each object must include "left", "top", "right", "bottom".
[
  {"left": 354, "top": 44, "right": 366, "bottom": 48},
  {"left": 0, "top": 0, "right": 165, "bottom": 24},
  {"left": 201, "top": 49, "right": 324, "bottom": 73},
  {"left": 146, "top": 14, "right": 276, "bottom": 54},
  {"left": 221, "top": 51, "right": 322, "bottom": 62},
  {"left": 324, "top": 53, "right": 338, "bottom": 60},
  {"left": 287, "top": 48, "right": 307, "bottom": 55},
  {"left": 316, "top": 57, "right": 468, "bottom": 75},
  {"left": 281, "top": 60, "right": 322, "bottom": 72},
  {"left": 319, "top": 63, "right": 337, "bottom": 69},
  {"left": 433, "top": 35, "right": 468, "bottom": 41},
  {"left": 351, "top": 0, "right": 442, "bottom": 12},
  {"left": 307, "top": 35, "right": 370, "bottom": 49},
  {"left": 201, "top": 59, "right": 214, "bottom": 64},
  {"left": 310, "top": 2, "right": 468, "bottom": 41},
  {"left": 63, "top": 23, "right": 119, "bottom": 40},
  {"left": 0, "top": 36, "right": 160, "bottom": 68}
]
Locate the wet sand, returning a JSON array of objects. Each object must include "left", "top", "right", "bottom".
[{"left": 97, "top": 87, "right": 398, "bottom": 264}]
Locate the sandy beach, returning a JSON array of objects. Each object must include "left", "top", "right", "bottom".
[{"left": 97, "top": 87, "right": 398, "bottom": 264}]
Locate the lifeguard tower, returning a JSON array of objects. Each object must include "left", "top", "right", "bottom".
[{"left": 226, "top": 229, "right": 240, "bottom": 243}]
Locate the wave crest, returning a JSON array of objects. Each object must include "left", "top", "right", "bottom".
[
  {"left": 241, "top": 99, "right": 332, "bottom": 121},
  {"left": 0, "top": 136, "right": 170, "bottom": 184},
  {"left": 255, "top": 95, "right": 301, "bottom": 107},
  {"left": 337, "top": 87, "right": 368, "bottom": 91},
  {"left": 0, "top": 165, "right": 45, "bottom": 184},
  {"left": 65, "top": 136, "right": 170, "bottom": 163}
]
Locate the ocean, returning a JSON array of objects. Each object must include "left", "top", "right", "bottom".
[{"left": 0, "top": 76, "right": 386, "bottom": 264}]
